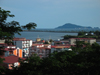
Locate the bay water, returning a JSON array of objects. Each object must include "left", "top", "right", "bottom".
[{"left": 15, "top": 32, "right": 78, "bottom": 41}]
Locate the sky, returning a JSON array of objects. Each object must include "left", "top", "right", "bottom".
[{"left": 0, "top": 0, "right": 100, "bottom": 28}]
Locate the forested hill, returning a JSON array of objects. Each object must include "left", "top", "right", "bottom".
[{"left": 55, "top": 23, "right": 92, "bottom": 29}]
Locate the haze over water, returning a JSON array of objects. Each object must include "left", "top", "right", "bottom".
[{"left": 15, "top": 32, "right": 78, "bottom": 41}]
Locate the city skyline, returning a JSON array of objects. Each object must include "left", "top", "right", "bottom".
[{"left": 0, "top": 0, "right": 100, "bottom": 28}]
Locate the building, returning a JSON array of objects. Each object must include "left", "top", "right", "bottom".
[
  {"left": 13, "top": 38, "right": 32, "bottom": 57},
  {"left": 33, "top": 40, "right": 45, "bottom": 44},
  {"left": 0, "top": 43, "right": 25, "bottom": 69},
  {"left": 69, "top": 38, "right": 96, "bottom": 45},
  {"left": 52, "top": 41, "right": 70, "bottom": 45},
  {"left": 0, "top": 43, "right": 23, "bottom": 58},
  {"left": 0, "top": 39, "right": 5, "bottom": 43},
  {"left": 1, "top": 56, "right": 25, "bottom": 69},
  {"left": 29, "top": 44, "right": 51, "bottom": 58},
  {"left": 36, "top": 38, "right": 41, "bottom": 42},
  {"left": 51, "top": 45, "right": 72, "bottom": 53}
]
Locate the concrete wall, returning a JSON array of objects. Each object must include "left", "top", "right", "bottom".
[
  {"left": 0, "top": 40, "right": 5, "bottom": 43},
  {"left": 16, "top": 41, "right": 22, "bottom": 49},
  {"left": 69, "top": 39, "right": 76, "bottom": 45},
  {"left": 4, "top": 51, "right": 9, "bottom": 57},
  {"left": 90, "top": 39, "right": 96, "bottom": 45},
  {"left": 29, "top": 40, "right": 32, "bottom": 47}
]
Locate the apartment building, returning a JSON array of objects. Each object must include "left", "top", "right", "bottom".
[
  {"left": 52, "top": 41, "right": 70, "bottom": 45},
  {"left": 51, "top": 45, "right": 72, "bottom": 53},
  {"left": 29, "top": 44, "right": 51, "bottom": 58},
  {"left": 13, "top": 38, "right": 32, "bottom": 57},
  {"left": 0, "top": 43, "right": 25, "bottom": 69},
  {"left": 69, "top": 38, "right": 96, "bottom": 45},
  {"left": 0, "top": 43, "right": 23, "bottom": 58}
]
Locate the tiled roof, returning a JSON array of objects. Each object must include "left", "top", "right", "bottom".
[
  {"left": 70, "top": 38, "right": 95, "bottom": 39},
  {"left": 2, "top": 56, "right": 26, "bottom": 64},
  {"left": 51, "top": 45, "right": 70, "bottom": 48},
  {"left": 38, "top": 47, "right": 51, "bottom": 50},
  {"left": 44, "top": 44, "right": 51, "bottom": 46},
  {"left": 0, "top": 48, "right": 16, "bottom": 51},
  {"left": 51, "top": 46, "right": 57, "bottom": 48},
  {"left": 13, "top": 37, "right": 31, "bottom": 41},
  {"left": 0, "top": 43, "right": 15, "bottom": 46},
  {"left": 32, "top": 44, "right": 44, "bottom": 46},
  {"left": 0, "top": 43, "right": 5, "bottom": 45},
  {"left": 55, "top": 46, "right": 70, "bottom": 48},
  {"left": 54, "top": 44, "right": 70, "bottom": 46}
]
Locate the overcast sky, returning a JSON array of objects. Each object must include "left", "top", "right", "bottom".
[{"left": 0, "top": 0, "right": 100, "bottom": 28}]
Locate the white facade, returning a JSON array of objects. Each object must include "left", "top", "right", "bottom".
[
  {"left": 69, "top": 38, "right": 96, "bottom": 45},
  {"left": 51, "top": 46, "right": 72, "bottom": 53},
  {"left": 13, "top": 39, "right": 32, "bottom": 57}
]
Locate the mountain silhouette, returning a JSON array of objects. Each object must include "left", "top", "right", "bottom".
[{"left": 55, "top": 23, "right": 92, "bottom": 29}]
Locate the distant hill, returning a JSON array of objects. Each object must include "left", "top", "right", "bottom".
[{"left": 55, "top": 23, "right": 92, "bottom": 29}]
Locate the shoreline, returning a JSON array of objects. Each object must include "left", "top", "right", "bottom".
[{"left": 23, "top": 30, "right": 79, "bottom": 33}]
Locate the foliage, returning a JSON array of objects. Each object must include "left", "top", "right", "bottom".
[
  {"left": 49, "top": 39, "right": 53, "bottom": 42},
  {"left": 64, "top": 31, "right": 100, "bottom": 39},
  {"left": 0, "top": 7, "right": 37, "bottom": 74},
  {"left": 0, "top": 7, "right": 37, "bottom": 40},
  {"left": 7, "top": 54, "right": 42, "bottom": 75},
  {"left": 44, "top": 40, "right": 49, "bottom": 44},
  {"left": 22, "top": 22, "right": 37, "bottom": 30},
  {"left": 0, "top": 7, "right": 100, "bottom": 75},
  {"left": 5, "top": 42, "right": 100, "bottom": 75}
]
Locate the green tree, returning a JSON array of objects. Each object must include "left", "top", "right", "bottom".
[
  {"left": 78, "top": 31, "right": 86, "bottom": 36},
  {"left": 71, "top": 42, "right": 100, "bottom": 75},
  {"left": 7, "top": 43, "right": 100, "bottom": 75},
  {"left": 0, "top": 7, "right": 37, "bottom": 40},
  {"left": 7, "top": 54, "right": 42, "bottom": 75},
  {"left": 0, "top": 7, "right": 37, "bottom": 74}
]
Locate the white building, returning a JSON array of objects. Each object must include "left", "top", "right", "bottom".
[
  {"left": 51, "top": 45, "right": 72, "bottom": 53},
  {"left": 69, "top": 38, "right": 96, "bottom": 45},
  {"left": 13, "top": 38, "right": 32, "bottom": 57}
]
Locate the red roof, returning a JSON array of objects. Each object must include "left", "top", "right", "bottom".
[
  {"left": 13, "top": 37, "right": 31, "bottom": 41},
  {"left": 51, "top": 46, "right": 57, "bottom": 48},
  {"left": 0, "top": 43, "right": 5, "bottom": 45},
  {"left": 0, "top": 43, "right": 15, "bottom": 46},
  {"left": 2, "top": 56, "right": 26, "bottom": 64},
  {"left": 1, "top": 48, "right": 16, "bottom": 51},
  {"left": 38, "top": 47, "right": 51, "bottom": 50},
  {"left": 51, "top": 45, "right": 71, "bottom": 48},
  {"left": 70, "top": 38, "right": 95, "bottom": 39}
]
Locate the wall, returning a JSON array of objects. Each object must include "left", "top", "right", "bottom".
[
  {"left": 90, "top": 39, "right": 96, "bottom": 45},
  {"left": 69, "top": 39, "right": 76, "bottom": 45},
  {"left": 15, "top": 41, "right": 22, "bottom": 49},
  {"left": 4, "top": 51, "right": 9, "bottom": 57}
]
